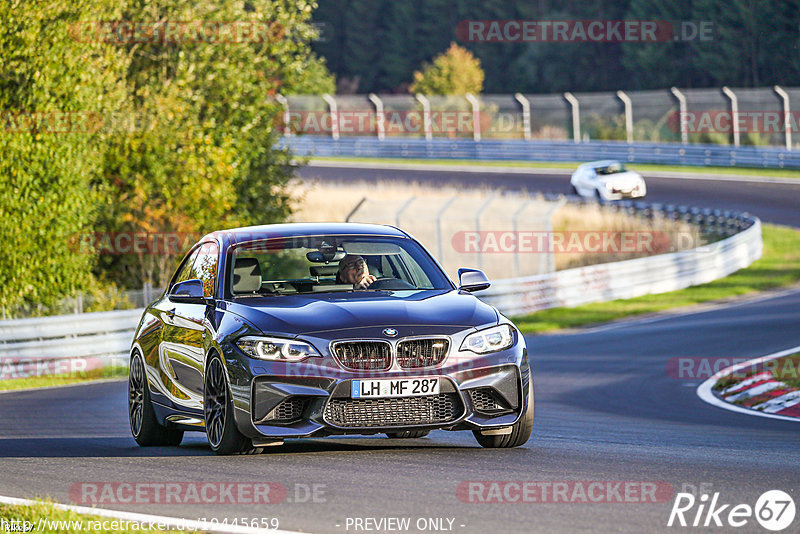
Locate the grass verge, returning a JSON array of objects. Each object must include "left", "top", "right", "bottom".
[
  {"left": 311, "top": 156, "right": 800, "bottom": 179},
  {"left": 513, "top": 224, "right": 800, "bottom": 334},
  {"left": 0, "top": 365, "right": 128, "bottom": 392},
  {"left": 0, "top": 501, "right": 194, "bottom": 533}
]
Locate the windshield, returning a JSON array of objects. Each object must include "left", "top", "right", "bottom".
[
  {"left": 228, "top": 235, "right": 451, "bottom": 296},
  {"left": 596, "top": 163, "right": 626, "bottom": 175}
]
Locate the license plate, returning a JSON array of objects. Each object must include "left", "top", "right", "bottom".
[{"left": 351, "top": 378, "right": 440, "bottom": 399}]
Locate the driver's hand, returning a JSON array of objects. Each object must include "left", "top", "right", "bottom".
[{"left": 355, "top": 275, "right": 377, "bottom": 289}]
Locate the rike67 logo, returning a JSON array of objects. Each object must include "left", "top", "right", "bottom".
[{"left": 668, "top": 490, "right": 795, "bottom": 531}]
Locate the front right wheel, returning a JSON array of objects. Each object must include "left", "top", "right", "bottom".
[
  {"left": 473, "top": 378, "right": 534, "bottom": 448},
  {"left": 204, "top": 355, "right": 262, "bottom": 455}
]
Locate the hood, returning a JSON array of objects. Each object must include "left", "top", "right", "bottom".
[{"left": 222, "top": 289, "right": 498, "bottom": 336}]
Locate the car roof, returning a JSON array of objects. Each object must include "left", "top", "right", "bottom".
[
  {"left": 201, "top": 222, "right": 409, "bottom": 246},
  {"left": 578, "top": 160, "right": 622, "bottom": 169}
]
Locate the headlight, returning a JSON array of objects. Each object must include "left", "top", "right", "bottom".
[
  {"left": 236, "top": 336, "right": 321, "bottom": 362},
  {"left": 460, "top": 324, "right": 515, "bottom": 354}
]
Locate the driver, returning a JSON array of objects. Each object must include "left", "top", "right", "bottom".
[{"left": 337, "top": 254, "right": 377, "bottom": 289}]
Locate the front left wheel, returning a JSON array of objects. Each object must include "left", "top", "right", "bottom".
[
  {"left": 204, "top": 355, "right": 263, "bottom": 455},
  {"left": 128, "top": 352, "right": 184, "bottom": 447},
  {"left": 473, "top": 377, "right": 534, "bottom": 448}
]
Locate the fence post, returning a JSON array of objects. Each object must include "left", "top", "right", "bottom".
[
  {"left": 395, "top": 196, "right": 416, "bottom": 227},
  {"left": 774, "top": 85, "right": 792, "bottom": 151},
  {"left": 722, "top": 86, "right": 740, "bottom": 148},
  {"left": 564, "top": 92, "right": 580, "bottom": 143},
  {"left": 511, "top": 199, "right": 531, "bottom": 278},
  {"left": 465, "top": 93, "right": 481, "bottom": 141},
  {"left": 616, "top": 90, "right": 634, "bottom": 144},
  {"left": 543, "top": 197, "right": 566, "bottom": 274},
  {"left": 670, "top": 87, "right": 689, "bottom": 145},
  {"left": 415, "top": 94, "right": 433, "bottom": 141},
  {"left": 368, "top": 93, "right": 386, "bottom": 141},
  {"left": 474, "top": 196, "right": 496, "bottom": 270},
  {"left": 435, "top": 196, "right": 458, "bottom": 262},
  {"left": 322, "top": 93, "right": 340, "bottom": 140},
  {"left": 275, "top": 94, "right": 291, "bottom": 136},
  {"left": 514, "top": 93, "right": 531, "bottom": 141}
]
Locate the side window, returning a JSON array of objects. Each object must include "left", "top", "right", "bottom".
[
  {"left": 190, "top": 242, "right": 219, "bottom": 298},
  {"left": 170, "top": 248, "right": 200, "bottom": 290}
]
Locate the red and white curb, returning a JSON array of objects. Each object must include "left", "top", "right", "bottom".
[
  {"left": 697, "top": 345, "right": 800, "bottom": 422},
  {"left": 0, "top": 495, "right": 305, "bottom": 534}
]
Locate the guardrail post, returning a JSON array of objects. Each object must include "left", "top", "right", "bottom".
[
  {"left": 670, "top": 87, "right": 689, "bottom": 145},
  {"left": 465, "top": 93, "right": 481, "bottom": 141},
  {"left": 415, "top": 94, "right": 433, "bottom": 141},
  {"left": 368, "top": 93, "right": 386, "bottom": 141},
  {"left": 275, "top": 94, "right": 292, "bottom": 137},
  {"left": 321, "top": 93, "right": 340, "bottom": 140},
  {"left": 515, "top": 93, "right": 531, "bottom": 141},
  {"left": 774, "top": 85, "right": 792, "bottom": 151},
  {"left": 617, "top": 90, "right": 634, "bottom": 144},
  {"left": 722, "top": 86, "right": 740, "bottom": 148},
  {"left": 564, "top": 92, "right": 580, "bottom": 143}
]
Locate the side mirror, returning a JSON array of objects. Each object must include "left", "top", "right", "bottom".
[
  {"left": 458, "top": 268, "right": 491, "bottom": 292},
  {"left": 169, "top": 279, "right": 207, "bottom": 303}
]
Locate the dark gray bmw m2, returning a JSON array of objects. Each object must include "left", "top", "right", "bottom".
[{"left": 128, "top": 223, "right": 533, "bottom": 454}]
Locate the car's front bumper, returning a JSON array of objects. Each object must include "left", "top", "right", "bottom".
[{"left": 221, "top": 333, "right": 530, "bottom": 439}]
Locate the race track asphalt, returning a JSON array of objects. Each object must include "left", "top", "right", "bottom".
[{"left": 1, "top": 164, "right": 798, "bottom": 533}]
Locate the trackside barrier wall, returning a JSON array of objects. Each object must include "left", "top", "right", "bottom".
[
  {"left": 281, "top": 136, "right": 800, "bottom": 169},
  {"left": 0, "top": 206, "right": 762, "bottom": 377}
]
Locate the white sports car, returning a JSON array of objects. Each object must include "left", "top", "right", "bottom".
[{"left": 570, "top": 160, "right": 647, "bottom": 201}]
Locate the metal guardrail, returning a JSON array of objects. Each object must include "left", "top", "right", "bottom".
[
  {"left": 481, "top": 200, "right": 762, "bottom": 316},
  {"left": 0, "top": 201, "right": 762, "bottom": 379},
  {"left": 282, "top": 136, "right": 800, "bottom": 169},
  {"left": 0, "top": 309, "right": 143, "bottom": 379}
]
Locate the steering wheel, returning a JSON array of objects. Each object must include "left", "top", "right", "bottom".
[{"left": 367, "top": 277, "right": 416, "bottom": 290}]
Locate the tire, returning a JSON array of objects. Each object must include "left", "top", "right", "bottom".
[
  {"left": 385, "top": 430, "right": 430, "bottom": 439},
  {"left": 128, "top": 352, "right": 184, "bottom": 447},
  {"left": 472, "top": 378, "right": 534, "bottom": 448},
  {"left": 204, "top": 355, "right": 263, "bottom": 455}
]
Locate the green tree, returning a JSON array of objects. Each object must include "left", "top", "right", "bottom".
[
  {"left": 0, "top": 0, "right": 128, "bottom": 314},
  {"left": 97, "top": 0, "right": 333, "bottom": 289},
  {"left": 410, "top": 43, "right": 485, "bottom": 95}
]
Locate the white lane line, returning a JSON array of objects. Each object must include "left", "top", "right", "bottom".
[
  {"left": 0, "top": 495, "right": 306, "bottom": 534},
  {"left": 307, "top": 159, "right": 800, "bottom": 185},
  {"left": 696, "top": 344, "right": 800, "bottom": 423}
]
